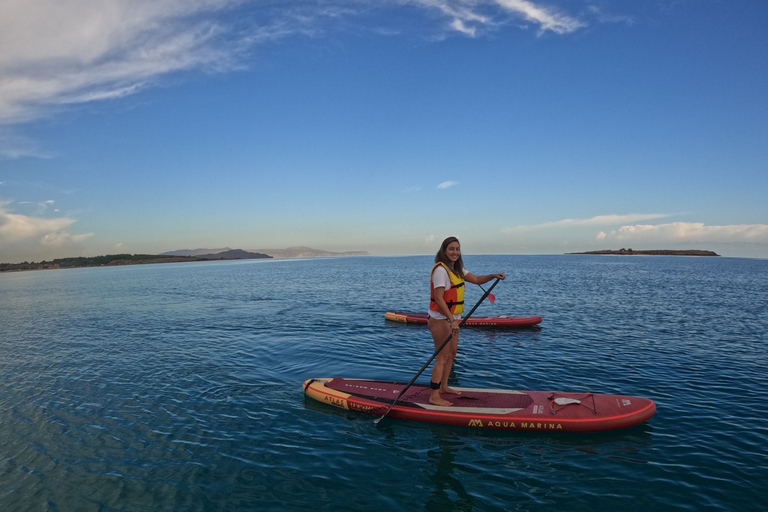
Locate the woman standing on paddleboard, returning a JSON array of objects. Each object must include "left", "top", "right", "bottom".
[{"left": 428, "top": 236, "right": 505, "bottom": 406}]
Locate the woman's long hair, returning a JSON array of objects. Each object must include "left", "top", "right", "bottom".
[{"left": 434, "top": 236, "right": 464, "bottom": 276}]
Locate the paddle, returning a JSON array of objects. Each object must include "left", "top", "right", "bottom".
[
  {"left": 373, "top": 277, "right": 501, "bottom": 425},
  {"left": 478, "top": 284, "right": 495, "bottom": 304}
]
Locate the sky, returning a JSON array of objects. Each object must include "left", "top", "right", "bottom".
[{"left": 1, "top": 0, "right": 767, "bottom": 263}]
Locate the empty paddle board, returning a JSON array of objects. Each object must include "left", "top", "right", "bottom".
[{"left": 385, "top": 311, "right": 542, "bottom": 328}]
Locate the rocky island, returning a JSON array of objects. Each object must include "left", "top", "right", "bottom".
[{"left": 568, "top": 249, "right": 719, "bottom": 256}]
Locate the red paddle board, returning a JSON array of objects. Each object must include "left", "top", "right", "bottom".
[
  {"left": 303, "top": 377, "right": 655, "bottom": 433},
  {"left": 385, "top": 311, "right": 542, "bottom": 328}
]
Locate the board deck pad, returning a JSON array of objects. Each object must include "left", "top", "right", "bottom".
[
  {"left": 325, "top": 378, "right": 535, "bottom": 411},
  {"left": 304, "top": 377, "right": 656, "bottom": 433},
  {"left": 384, "top": 311, "right": 542, "bottom": 328}
]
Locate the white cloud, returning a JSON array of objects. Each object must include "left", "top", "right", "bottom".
[
  {"left": 424, "top": 234, "right": 435, "bottom": 244},
  {"left": 0, "top": 0, "right": 585, "bottom": 128},
  {"left": 0, "top": 202, "right": 91, "bottom": 245},
  {"left": 504, "top": 215, "right": 768, "bottom": 248},
  {"left": 437, "top": 181, "right": 459, "bottom": 189},
  {"left": 495, "top": 0, "right": 585, "bottom": 34},
  {"left": 503, "top": 213, "right": 670, "bottom": 232},
  {"left": 451, "top": 18, "right": 478, "bottom": 37},
  {"left": 413, "top": 0, "right": 583, "bottom": 36},
  {"left": 604, "top": 222, "right": 768, "bottom": 244},
  {"left": 0, "top": 0, "right": 250, "bottom": 125}
]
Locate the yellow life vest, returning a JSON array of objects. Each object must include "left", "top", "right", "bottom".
[{"left": 430, "top": 262, "right": 465, "bottom": 315}]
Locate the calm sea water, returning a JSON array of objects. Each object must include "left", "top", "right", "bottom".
[{"left": 1, "top": 255, "right": 766, "bottom": 511}]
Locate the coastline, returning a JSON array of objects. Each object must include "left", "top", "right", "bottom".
[
  {"left": 0, "top": 255, "right": 201, "bottom": 273},
  {"left": 0, "top": 247, "right": 370, "bottom": 273}
]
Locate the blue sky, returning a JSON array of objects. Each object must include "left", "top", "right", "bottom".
[{"left": 1, "top": 0, "right": 767, "bottom": 262}]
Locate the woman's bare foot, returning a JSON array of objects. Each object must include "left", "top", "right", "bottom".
[
  {"left": 441, "top": 386, "right": 462, "bottom": 395},
  {"left": 429, "top": 391, "right": 453, "bottom": 406}
]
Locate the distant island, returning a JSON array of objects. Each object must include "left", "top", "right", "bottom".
[
  {"left": 161, "top": 246, "right": 370, "bottom": 258},
  {"left": 568, "top": 249, "right": 720, "bottom": 256},
  {"left": 1, "top": 246, "right": 369, "bottom": 272}
]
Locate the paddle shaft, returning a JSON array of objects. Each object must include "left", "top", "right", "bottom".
[
  {"left": 374, "top": 277, "right": 501, "bottom": 424},
  {"left": 477, "top": 283, "right": 495, "bottom": 303}
]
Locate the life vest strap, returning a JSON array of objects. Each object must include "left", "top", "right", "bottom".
[{"left": 430, "top": 298, "right": 465, "bottom": 307}]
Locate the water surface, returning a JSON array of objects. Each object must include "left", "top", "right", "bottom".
[{"left": 1, "top": 255, "right": 766, "bottom": 511}]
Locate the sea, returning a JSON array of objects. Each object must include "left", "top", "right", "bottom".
[{"left": 1, "top": 255, "right": 766, "bottom": 512}]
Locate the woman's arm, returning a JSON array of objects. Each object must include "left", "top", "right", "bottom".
[{"left": 464, "top": 272, "right": 506, "bottom": 285}]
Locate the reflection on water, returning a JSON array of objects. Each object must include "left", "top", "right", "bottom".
[{"left": 425, "top": 434, "right": 475, "bottom": 512}]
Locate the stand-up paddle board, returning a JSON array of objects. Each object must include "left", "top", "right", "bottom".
[
  {"left": 385, "top": 311, "right": 542, "bottom": 328},
  {"left": 303, "top": 377, "right": 655, "bottom": 433}
]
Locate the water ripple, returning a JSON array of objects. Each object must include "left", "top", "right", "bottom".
[{"left": 1, "top": 255, "right": 766, "bottom": 511}]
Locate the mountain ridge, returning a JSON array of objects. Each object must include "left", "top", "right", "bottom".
[{"left": 195, "top": 249, "right": 271, "bottom": 260}]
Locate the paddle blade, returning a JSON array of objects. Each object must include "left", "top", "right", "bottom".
[{"left": 488, "top": 293, "right": 496, "bottom": 304}]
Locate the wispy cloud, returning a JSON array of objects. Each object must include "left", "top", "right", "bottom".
[
  {"left": 586, "top": 5, "right": 636, "bottom": 26},
  {"left": 495, "top": 0, "right": 586, "bottom": 34},
  {"left": 503, "top": 213, "right": 670, "bottom": 232},
  {"left": 16, "top": 200, "right": 58, "bottom": 216},
  {"left": 0, "top": 0, "right": 249, "bottom": 126},
  {"left": 41, "top": 231, "right": 93, "bottom": 247},
  {"left": 437, "top": 181, "right": 459, "bottom": 189},
  {"left": 412, "top": 0, "right": 584, "bottom": 36},
  {"left": 0, "top": 0, "right": 585, "bottom": 130},
  {"left": 0, "top": 129, "right": 54, "bottom": 159}
]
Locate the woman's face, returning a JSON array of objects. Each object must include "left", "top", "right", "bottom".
[{"left": 445, "top": 241, "right": 461, "bottom": 263}]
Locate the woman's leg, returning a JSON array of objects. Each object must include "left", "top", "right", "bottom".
[
  {"left": 439, "top": 333, "right": 461, "bottom": 395},
  {"left": 428, "top": 317, "right": 456, "bottom": 406}
]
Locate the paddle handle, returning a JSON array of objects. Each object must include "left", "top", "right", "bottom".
[{"left": 374, "top": 277, "right": 501, "bottom": 424}]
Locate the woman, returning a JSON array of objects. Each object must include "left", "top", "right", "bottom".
[{"left": 428, "top": 236, "right": 505, "bottom": 406}]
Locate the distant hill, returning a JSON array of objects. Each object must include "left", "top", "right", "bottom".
[
  {"left": 163, "top": 246, "right": 369, "bottom": 258},
  {"left": 161, "top": 248, "right": 232, "bottom": 257},
  {"left": 250, "top": 246, "right": 369, "bottom": 258},
  {"left": 195, "top": 249, "right": 271, "bottom": 260}
]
